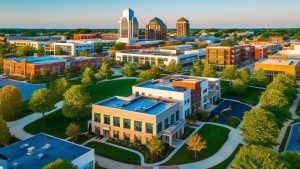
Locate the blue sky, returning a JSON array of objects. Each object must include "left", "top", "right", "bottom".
[{"left": 1, "top": 0, "right": 300, "bottom": 29}]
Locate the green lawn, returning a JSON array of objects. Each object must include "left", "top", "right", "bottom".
[
  {"left": 209, "top": 144, "right": 242, "bottom": 169},
  {"left": 221, "top": 80, "right": 264, "bottom": 106},
  {"left": 24, "top": 79, "right": 138, "bottom": 138},
  {"left": 279, "top": 125, "right": 291, "bottom": 152},
  {"left": 163, "top": 124, "right": 230, "bottom": 165},
  {"left": 86, "top": 141, "right": 141, "bottom": 165}
]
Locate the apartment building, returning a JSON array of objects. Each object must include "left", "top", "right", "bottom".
[
  {"left": 73, "top": 33, "right": 100, "bottom": 40},
  {"left": 253, "top": 45, "right": 268, "bottom": 61},
  {"left": 3, "top": 55, "right": 101, "bottom": 78},
  {"left": 8, "top": 40, "right": 47, "bottom": 49},
  {"left": 92, "top": 96, "right": 184, "bottom": 146},
  {"left": 176, "top": 17, "right": 190, "bottom": 38},
  {"left": 145, "top": 17, "right": 167, "bottom": 40},
  {"left": 206, "top": 45, "right": 255, "bottom": 70}
]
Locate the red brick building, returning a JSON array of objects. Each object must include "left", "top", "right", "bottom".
[
  {"left": 73, "top": 33, "right": 101, "bottom": 40},
  {"left": 254, "top": 45, "right": 268, "bottom": 61}
]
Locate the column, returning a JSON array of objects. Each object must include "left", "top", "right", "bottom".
[{"left": 169, "top": 135, "right": 173, "bottom": 146}]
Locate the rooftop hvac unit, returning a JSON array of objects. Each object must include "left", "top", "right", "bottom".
[
  {"left": 42, "top": 144, "right": 51, "bottom": 150},
  {"left": 38, "top": 153, "right": 44, "bottom": 159},
  {"left": 20, "top": 143, "right": 29, "bottom": 149},
  {"left": 27, "top": 146, "right": 35, "bottom": 155}
]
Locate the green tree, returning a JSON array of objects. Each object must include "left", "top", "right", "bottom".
[
  {"left": 138, "top": 65, "right": 161, "bottom": 82},
  {"left": 281, "top": 151, "right": 300, "bottom": 169},
  {"left": 0, "top": 117, "right": 11, "bottom": 146},
  {"left": 79, "top": 50, "right": 89, "bottom": 57},
  {"left": 94, "top": 43, "right": 103, "bottom": 55},
  {"left": 221, "top": 65, "right": 239, "bottom": 81},
  {"left": 96, "top": 62, "right": 113, "bottom": 80},
  {"left": 66, "top": 123, "right": 81, "bottom": 141},
  {"left": 232, "top": 145, "right": 287, "bottom": 169},
  {"left": 146, "top": 136, "right": 165, "bottom": 157},
  {"left": 166, "top": 60, "right": 182, "bottom": 74},
  {"left": 120, "top": 63, "right": 136, "bottom": 77},
  {"left": 29, "top": 88, "right": 56, "bottom": 122},
  {"left": 52, "top": 78, "right": 70, "bottom": 97},
  {"left": 252, "top": 68, "right": 268, "bottom": 86},
  {"left": 220, "top": 40, "right": 238, "bottom": 47},
  {"left": 113, "top": 42, "right": 126, "bottom": 50},
  {"left": 202, "top": 62, "right": 217, "bottom": 78},
  {"left": 63, "top": 85, "right": 90, "bottom": 122},
  {"left": 16, "top": 46, "right": 36, "bottom": 57},
  {"left": 37, "top": 47, "right": 45, "bottom": 56},
  {"left": 56, "top": 47, "right": 66, "bottom": 55},
  {"left": 40, "top": 67, "right": 47, "bottom": 77},
  {"left": 260, "top": 89, "right": 289, "bottom": 110},
  {"left": 186, "top": 134, "right": 207, "bottom": 159},
  {"left": 81, "top": 67, "right": 95, "bottom": 86},
  {"left": 232, "top": 79, "right": 247, "bottom": 95},
  {"left": 0, "top": 85, "right": 22, "bottom": 120},
  {"left": 240, "top": 68, "right": 251, "bottom": 83},
  {"left": 190, "top": 60, "right": 204, "bottom": 76},
  {"left": 43, "top": 159, "right": 77, "bottom": 169},
  {"left": 241, "top": 108, "right": 279, "bottom": 147}
]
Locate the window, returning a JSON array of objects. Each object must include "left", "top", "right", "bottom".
[
  {"left": 94, "top": 113, "right": 100, "bottom": 123},
  {"left": 203, "top": 88, "right": 208, "bottom": 93},
  {"left": 123, "top": 118, "right": 131, "bottom": 129},
  {"left": 171, "top": 114, "right": 175, "bottom": 125},
  {"left": 94, "top": 126, "right": 100, "bottom": 134},
  {"left": 176, "top": 110, "right": 179, "bottom": 121},
  {"left": 157, "top": 122, "right": 162, "bottom": 134},
  {"left": 164, "top": 118, "right": 169, "bottom": 129},
  {"left": 113, "top": 117, "right": 120, "bottom": 127},
  {"left": 113, "top": 130, "right": 119, "bottom": 138},
  {"left": 134, "top": 121, "right": 142, "bottom": 132},
  {"left": 146, "top": 123, "right": 153, "bottom": 134},
  {"left": 124, "top": 132, "right": 130, "bottom": 141},
  {"left": 104, "top": 115, "right": 110, "bottom": 125}
]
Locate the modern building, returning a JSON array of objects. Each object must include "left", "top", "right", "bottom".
[
  {"left": 118, "top": 8, "right": 139, "bottom": 45},
  {"left": 8, "top": 40, "right": 47, "bottom": 50},
  {"left": 269, "top": 36, "right": 284, "bottom": 43},
  {"left": 0, "top": 133, "right": 94, "bottom": 169},
  {"left": 73, "top": 33, "right": 101, "bottom": 40},
  {"left": 253, "top": 45, "right": 268, "bottom": 61},
  {"left": 100, "top": 33, "right": 119, "bottom": 40},
  {"left": 176, "top": 17, "right": 190, "bottom": 38},
  {"left": 145, "top": 17, "right": 167, "bottom": 40},
  {"left": 280, "top": 42, "right": 300, "bottom": 57},
  {"left": 3, "top": 55, "right": 101, "bottom": 78},
  {"left": 254, "top": 58, "right": 300, "bottom": 79},
  {"left": 116, "top": 45, "right": 205, "bottom": 68},
  {"left": 251, "top": 41, "right": 279, "bottom": 54},
  {"left": 206, "top": 44, "right": 255, "bottom": 70},
  {"left": 5, "top": 35, "right": 62, "bottom": 42}
]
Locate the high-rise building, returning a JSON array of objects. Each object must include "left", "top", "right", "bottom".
[
  {"left": 176, "top": 17, "right": 190, "bottom": 38},
  {"left": 118, "top": 8, "right": 139, "bottom": 45},
  {"left": 145, "top": 17, "right": 167, "bottom": 40}
]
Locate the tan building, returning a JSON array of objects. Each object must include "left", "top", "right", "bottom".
[
  {"left": 8, "top": 40, "right": 46, "bottom": 49},
  {"left": 145, "top": 17, "right": 167, "bottom": 40},
  {"left": 176, "top": 17, "right": 190, "bottom": 38},
  {"left": 91, "top": 96, "right": 185, "bottom": 146}
]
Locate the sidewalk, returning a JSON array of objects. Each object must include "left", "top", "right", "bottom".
[{"left": 7, "top": 101, "right": 63, "bottom": 140}]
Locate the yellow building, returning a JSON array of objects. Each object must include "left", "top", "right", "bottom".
[{"left": 254, "top": 58, "right": 300, "bottom": 79}]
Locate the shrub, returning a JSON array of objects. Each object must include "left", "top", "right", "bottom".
[
  {"left": 195, "top": 109, "right": 210, "bottom": 121},
  {"left": 226, "top": 116, "right": 241, "bottom": 128}
]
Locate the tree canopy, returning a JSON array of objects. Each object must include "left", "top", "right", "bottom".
[
  {"left": 202, "top": 62, "right": 218, "bottom": 78},
  {"left": 221, "top": 65, "right": 239, "bottom": 80},
  {"left": 252, "top": 68, "right": 268, "bottom": 86},
  {"left": 96, "top": 62, "right": 114, "bottom": 80},
  {"left": 0, "top": 85, "right": 22, "bottom": 120},
  {"left": 81, "top": 67, "right": 95, "bottom": 86},
  {"left": 43, "top": 159, "right": 77, "bottom": 169},
  {"left": 66, "top": 123, "right": 81, "bottom": 141},
  {"left": 120, "top": 63, "right": 136, "bottom": 77},
  {"left": 138, "top": 65, "right": 161, "bottom": 82},
  {"left": 0, "top": 117, "right": 11, "bottom": 146},
  {"left": 190, "top": 60, "right": 204, "bottom": 76},
  {"left": 186, "top": 134, "right": 207, "bottom": 159},
  {"left": 146, "top": 136, "right": 164, "bottom": 156},
  {"left": 51, "top": 78, "right": 70, "bottom": 97},
  {"left": 240, "top": 68, "right": 251, "bottom": 83},
  {"left": 166, "top": 60, "right": 182, "bottom": 74}
]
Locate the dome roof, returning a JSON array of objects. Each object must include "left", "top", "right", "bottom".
[
  {"left": 149, "top": 17, "right": 165, "bottom": 25},
  {"left": 177, "top": 17, "right": 189, "bottom": 22}
]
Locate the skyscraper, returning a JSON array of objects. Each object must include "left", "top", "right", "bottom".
[
  {"left": 145, "top": 17, "right": 167, "bottom": 40},
  {"left": 176, "top": 17, "right": 190, "bottom": 38},
  {"left": 118, "top": 8, "right": 139, "bottom": 45}
]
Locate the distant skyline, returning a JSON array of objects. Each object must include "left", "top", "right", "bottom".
[{"left": 1, "top": 0, "right": 300, "bottom": 29}]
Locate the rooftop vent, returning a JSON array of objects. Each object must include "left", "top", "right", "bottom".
[
  {"left": 20, "top": 143, "right": 29, "bottom": 149},
  {"left": 27, "top": 146, "right": 35, "bottom": 155},
  {"left": 38, "top": 153, "right": 44, "bottom": 159},
  {"left": 42, "top": 144, "right": 51, "bottom": 150}
]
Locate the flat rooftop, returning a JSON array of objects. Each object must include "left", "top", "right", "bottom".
[
  {"left": 137, "top": 80, "right": 187, "bottom": 92},
  {"left": 257, "top": 58, "right": 299, "bottom": 66},
  {"left": 7, "top": 55, "right": 95, "bottom": 64},
  {"left": 0, "top": 133, "right": 92, "bottom": 169},
  {"left": 96, "top": 96, "right": 176, "bottom": 115}
]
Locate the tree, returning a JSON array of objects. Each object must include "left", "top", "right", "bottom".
[
  {"left": 281, "top": 151, "right": 300, "bottom": 169},
  {"left": 37, "top": 47, "right": 45, "bottom": 56},
  {"left": 113, "top": 42, "right": 126, "bottom": 50},
  {"left": 232, "top": 79, "right": 247, "bottom": 95},
  {"left": 29, "top": 88, "right": 56, "bottom": 122},
  {"left": 94, "top": 43, "right": 103, "bottom": 55},
  {"left": 166, "top": 60, "right": 182, "bottom": 74},
  {"left": 66, "top": 123, "right": 81, "bottom": 141},
  {"left": 43, "top": 159, "right": 77, "bottom": 169},
  {"left": 187, "top": 113, "right": 198, "bottom": 125},
  {"left": 232, "top": 145, "right": 287, "bottom": 169},
  {"left": 0, "top": 85, "right": 22, "bottom": 120},
  {"left": 260, "top": 89, "right": 289, "bottom": 110},
  {"left": 0, "top": 117, "right": 11, "bottom": 146},
  {"left": 120, "top": 63, "right": 136, "bottom": 77},
  {"left": 52, "top": 78, "right": 70, "bottom": 97},
  {"left": 202, "top": 62, "right": 217, "bottom": 78},
  {"left": 96, "top": 62, "right": 113, "bottom": 80},
  {"left": 252, "top": 68, "right": 268, "bottom": 86},
  {"left": 146, "top": 136, "right": 164, "bottom": 157},
  {"left": 16, "top": 46, "right": 36, "bottom": 57},
  {"left": 79, "top": 50, "right": 89, "bottom": 57},
  {"left": 40, "top": 67, "right": 47, "bottom": 77},
  {"left": 63, "top": 85, "right": 90, "bottom": 122},
  {"left": 186, "top": 134, "right": 207, "bottom": 159},
  {"left": 138, "top": 65, "right": 161, "bottom": 82},
  {"left": 190, "top": 60, "right": 204, "bottom": 76},
  {"left": 81, "top": 67, "right": 95, "bottom": 86},
  {"left": 221, "top": 65, "right": 239, "bottom": 81},
  {"left": 56, "top": 47, "right": 66, "bottom": 55},
  {"left": 220, "top": 40, "right": 238, "bottom": 47},
  {"left": 240, "top": 68, "right": 251, "bottom": 83},
  {"left": 241, "top": 108, "right": 279, "bottom": 147}
]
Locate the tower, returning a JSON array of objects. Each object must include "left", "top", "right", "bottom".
[
  {"left": 118, "top": 8, "right": 139, "bottom": 45},
  {"left": 176, "top": 17, "right": 190, "bottom": 38},
  {"left": 145, "top": 17, "right": 167, "bottom": 40}
]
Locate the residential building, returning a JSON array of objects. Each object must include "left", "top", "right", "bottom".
[
  {"left": 118, "top": 8, "right": 139, "bottom": 45},
  {"left": 0, "top": 133, "right": 94, "bottom": 169},
  {"left": 269, "top": 36, "right": 284, "bottom": 43},
  {"left": 3, "top": 55, "right": 101, "bottom": 78},
  {"left": 280, "top": 42, "right": 300, "bottom": 57},
  {"left": 254, "top": 58, "right": 300, "bottom": 79},
  {"left": 253, "top": 45, "right": 268, "bottom": 61},
  {"left": 73, "top": 33, "right": 100, "bottom": 40},
  {"left": 206, "top": 45, "right": 255, "bottom": 70},
  {"left": 251, "top": 41, "right": 279, "bottom": 54},
  {"left": 145, "top": 17, "right": 167, "bottom": 40},
  {"left": 8, "top": 40, "right": 47, "bottom": 49},
  {"left": 92, "top": 96, "right": 184, "bottom": 146},
  {"left": 176, "top": 17, "right": 190, "bottom": 38}
]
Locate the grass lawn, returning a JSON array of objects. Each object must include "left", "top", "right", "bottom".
[
  {"left": 221, "top": 80, "right": 264, "bottom": 106},
  {"left": 86, "top": 141, "right": 141, "bottom": 165},
  {"left": 279, "top": 125, "right": 291, "bottom": 152},
  {"left": 209, "top": 144, "right": 242, "bottom": 169},
  {"left": 24, "top": 79, "right": 138, "bottom": 138},
  {"left": 163, "top": 124, "right": 230, "bottom": 165}
]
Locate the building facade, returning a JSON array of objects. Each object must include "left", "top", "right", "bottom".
[
  {"left": 73, "top": 33, "right": 101, "bottom": 40},
  {"left": 253, "top": 45, "right": 268, "bottom": 61},
  {"left": 176, "top": 17, "right": 190, "bottom": 38},
  {"left": 206, "top": 45, "right": 255, "bottom": 70},
  {"left": 145, "top": 17, "right": 167, "bottom": 40},
  {"left": 8, "top": 40, "right": 47, "bottom": 49},
  {"left": 118, "top": 8, "right": 139, "bottom": 45}
]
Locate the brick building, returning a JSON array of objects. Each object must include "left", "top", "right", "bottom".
[
  {"left": 73, "top": 33, "right": 101, "bottom": 40},
  {"left": 145, "top": 17, "right": 167, "bottom": 40}
]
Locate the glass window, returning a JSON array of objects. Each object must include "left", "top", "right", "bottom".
[
  {"left": 123, "top": 118, "right": 131, "bottom": 129},
  {"left": 104, "top": 115, "right": 110, "bottom": 125},
  {"left": 157, "top": 122, "right": 162, "bottom": 134},
  {"left": 164, "top": 118, "right": 169, "bottom": 129},
  {"left": 146, "top": 123, "right": 153, "bottom": 134},
  {"left": 113, "top": 116, "right": 120, "bottom": 127},
  {"left": 176, "top": 110, "right": 179, "bottom": 121},
  {"left": 134, "top": 121, "right": 142, "bottom": 132},
  {"left": 113, "top": 130, "right": 119, "bottom": 138},
  {"left": 94, "top": 113, "right": 100, "bottom": 123},
  {"left": 171, "top": 114, "right": 175, "bottom": 125},
  {"left": 124, "top": 132, "right": 130, "bottom": 141}
]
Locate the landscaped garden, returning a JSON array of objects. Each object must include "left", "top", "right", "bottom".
[
  {"left": 209, "top": 144, "right": 242, "bottom": 169},
  {"left": 85, "top": 141, "right": 141, "bottom": 165},
  {"left": 163, "top": 124, "right": 230, "bottom": 165}
]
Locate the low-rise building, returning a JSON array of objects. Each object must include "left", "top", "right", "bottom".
[
  {"left": 3, "top": 55, "right": 101, "bottom": 78},
  {"left": 73, "top": 33, "right": 100, "bottom": 40},
  {"left": 0, "top": 133, "right": 94, "bottom": 169},
  {"left": 280, "top": 42, "right": 300, "bottom": 57},
  {"left": 253, "top": 45, "right": 268, "bottom": 61},
  {"left": 254, "top": 58, "right": 300, "bottom": 79},
  {"left": 269, "top": 36, "right": 284, "bottom": 43},
  {"left": 8, "top": 40, "right": 47, "bottom": 49}
]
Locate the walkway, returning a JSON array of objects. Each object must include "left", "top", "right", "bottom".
[{"left": 7, "top": 101, "right": 63, "bottom": 140}]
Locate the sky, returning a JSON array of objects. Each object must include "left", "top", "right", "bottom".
[{"left": 1, "top": 0, "right": 300, "bottom": 29}]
